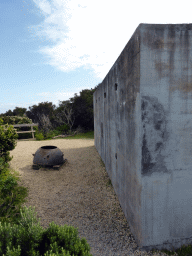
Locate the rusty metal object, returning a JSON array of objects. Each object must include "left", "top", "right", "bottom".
[{"left": 32, "top": 146, "right": 65, "bottom": 169}]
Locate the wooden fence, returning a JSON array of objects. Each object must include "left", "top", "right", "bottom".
[{"left": 2, "top": 123, "right": 39, "bottom": 139}]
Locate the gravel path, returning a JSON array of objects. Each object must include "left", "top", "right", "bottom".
[{"left": 9, "top": 139, "right": 177, "bottom": 256}]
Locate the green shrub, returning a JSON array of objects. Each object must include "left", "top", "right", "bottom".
[
  {"left": 17, "top": 132, "right": 32, "bottom": 140},
  {"left": 52, "top": 129, "right": 61, "bottom": 136},
  {"left": 43, "top": 130, "right": 56, "bottom": 140},
  {"left": 0, "top": 124, "right": 18, "bottom": 164},
  {"left": 33, "top": 126, "right": 38, "bottom": 132},
  {"left": 56, "top": 124, "right": 70, "bottom": 134},
  {"left": 0, "top": 160, "right": 29, "bottom": 226},
  {"left": 35, "top": 132, "right": 44, "bottom": 141},
  {"left": 0, "top": 116, "right": 34, "bottom": 141},
  {"left": 37, "top": 221, "right": 92, "bottom": 256},
  {"left": 0, "top": 116, "right": 32, "bottom": 126},
  {"left": 0, "top": 205, "right": 92, "bottom": 256},
  {"left": 0, "top": 122, "right": 29, "bottom": 226}
]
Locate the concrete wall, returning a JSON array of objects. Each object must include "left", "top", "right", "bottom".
[{"left": 93, "top": 23, "right": 192, "bottom": 252}]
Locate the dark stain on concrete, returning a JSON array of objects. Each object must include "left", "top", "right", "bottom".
[
  {"left": 155, "top": 142, "right": 163, "bottom": 151},
  {"left": 169, "top": 80, "right": 192, "bottom": 94},
  {"left": 143, "top": 30, "right": 165, "bottom": 50},
  {"left": 167, "top": 25, "right": 176, "bottom": 39},
  {"left": 184, "top": 29, "right": 190, "bottom": 56},
  {"left": 142, "top": 24, "right": 192, "bottom": 54},
  {"left": 141, "top": 96, "right": 169, "bottom": 176},
  {"left": 142, "top": 132, "right": 155, "bottom": 173},
  {"left": 118, "top": 130, "right": 121, "bottom": 140},
  {"left": 101, "top": 122, "right": 103, "bottom": 138},
  {"left": 155, "top": 61, "right": 172, "bottom": 79}
]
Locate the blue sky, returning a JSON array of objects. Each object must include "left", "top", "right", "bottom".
[{"left": 0, "top": 0, "right": 191, "bottom": 114}]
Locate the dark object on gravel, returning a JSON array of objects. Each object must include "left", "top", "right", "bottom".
[{"left": 32, "top": 146, "right": 67, "bottom": 170}]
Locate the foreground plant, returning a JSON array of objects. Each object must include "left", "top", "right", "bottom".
[
  {"left": 0, "top": 157, "right": 29, "bottom": 226},
  {"left": 0, "top": 205, "right": 92, "bottom": 256}
]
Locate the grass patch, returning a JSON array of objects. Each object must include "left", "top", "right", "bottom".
[
  {"left": 55, "top": 130, "right": 94, "bottom": 140},
  {"left": 151, "top": 243, "right": 192, "bottom": 256},
  {"left": 33, "top": 129, "right": 94, "bottom": 141}
]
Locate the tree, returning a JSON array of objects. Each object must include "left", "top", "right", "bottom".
[
  {"left": 51, "top": 100, "right": 70, "bottom": 127},
  {"left": 67, "top": 85, "right": 100, "bottom": 131},
  {"left": 12, "top": 107, "right": 27, "bottom": 117},
  {"left": 4, "top": 110, "right": 14, "bottom": 116},
  {"left": 52, "top": 100, "right": 75, "bottom": 132},
  {"left": 38, "top": 113, "right": 53, "bottom": 137},
  {"left": 26, "top": 102, "right": 57, "bottom": 131},
  {"left": 1, "top": 83, "right": 101, "bottom": 133}
]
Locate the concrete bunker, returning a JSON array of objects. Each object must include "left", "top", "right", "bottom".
[{"left": 93, "top": 23, "right": 192, "bottom": 252}]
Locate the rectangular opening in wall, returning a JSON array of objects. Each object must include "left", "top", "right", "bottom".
[
  {"left": 104, "top": 92, "right": 106, "bottom": 98},
  {"left": 115, "top": 83, "right": 118, "bottom": 90},
  {"left": 101, "top": 122, "right": 103, "bottom": 138}
]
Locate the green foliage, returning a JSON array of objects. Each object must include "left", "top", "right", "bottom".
[
  {"left": 1, "top": 107, "right": 27, "bottom": 118},
  {"left": 27, "top": 102, "right": 56, "bottom": 129},
  {"left": 56, "top": 124, "right": 70, "bottom": 133},
  {"left": 0, "top": 116, "right": 32, "bottom": 126},
  {"left": 0, "top": 124, "right": 18, "bottom": 165},
  {"left": 1, "top": 84, "right": 100, "bottom": 134},
  {"left": 60, "top": 130, "right": 94, "bottom": 140},
  {"left": 17, "top": 132, "right": 32, "bottom": 140},
  {"left": 34, "top": 126, "right": 59, "bottom": 141},
  {"left": 37, "top": 130, "right": 94, "bottom": 141},
  {"left": 2, "top": 109, "right": 14, "bottom": 117},
  {"left": 12, "top": 107, "right": 27, "bottom": 117},
  {"left": 0, "top": 115, "right": 35, "bottom": 140},
  {"left": 151, "top": 244, "right": 192, "bottom": 256},
  {"left": 22, "top": 85, "right": 99, "bottom": 133},
  {"left": 0, "top": 205, "right": 92, "bottom": 256},
  {"left": 37, "top": 221, "right": 92, "bottom": 256},
  {"left": 51, "top": 129, "right": 61, "bottom": 136},
  {"left": 35, "top": 126, "right": 56, "bottom": 140},
  {"left": 43, "top": 130, "right": 56, "bottom": 140},
  {"left": 0, "top": 118, "right": 3, "bottom": 125},
  {"left": 0, "top": 162, "right": 29, "bottom": 226},
  {"left": 51, "top": 101, "right": 74, "bottom": 133},
  {"left": 2, "top": 244, "right": 22, "bottom": 256},
  {"left": 33, "top": 126, "right": 38, "bottom": 132},
  {"left": 67, "top": 86, "right": 99, "bottom": 131},
  {"left": 0, "top": 122, "right": 29, "bottom": 226},
  {"left": 35, "top": 132, "right": 44, "bottom": 141},
  {"left": 0, "top": 125, "right": 92, "bottom": 255}
]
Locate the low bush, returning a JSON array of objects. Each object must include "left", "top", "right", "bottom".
[
  {"left": 43, "top": 130, "right": 57, "bottom": 140},
  {"left": 35, "top": 132, "right": 44, "bottom": 141},
  {"left": 0, "top": 123, "right": 18, "bottom": 164},
  {"left": 35, "top": 129, "right": 61, "bottom": 140},
  {"left": 0, "top": 205, "right": 92, "bottom": 256},
  {"left": 0, "top": 121, "right": 29, "bottom": 226},
  {"left": 56, "top": 124, "right": 70, "bottom": 134},
  {"left": 51, "top": 129, "right": 62, "bottom": 136},
  {"left": 0, "top": 157, "right": 29, "bottom": 226}
]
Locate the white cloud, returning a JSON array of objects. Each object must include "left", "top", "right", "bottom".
[
  {"left": 30, "top": 0, "right": 138, "bottom": 79},
  {"left": 30, "top": 0, "right": 192, "bottom": 80},
  {"left": 33, "top": 0, "right": 52, "bottom": 15}
]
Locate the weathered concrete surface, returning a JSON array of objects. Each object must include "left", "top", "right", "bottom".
[{"left": 93, "top": 23, "right": 192, "bottom": 252}]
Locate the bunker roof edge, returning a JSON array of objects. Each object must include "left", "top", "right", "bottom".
[{"left": 94, "top": 23, "right": 192, "bottom": 93}]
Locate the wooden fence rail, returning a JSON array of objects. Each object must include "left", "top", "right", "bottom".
[{"left": 1, "top": 123, "right": 39, "bottom": 139}]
